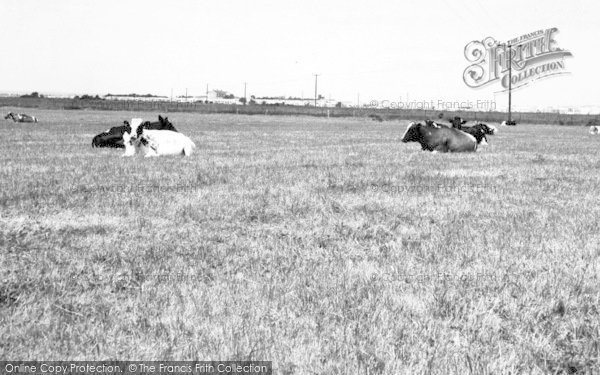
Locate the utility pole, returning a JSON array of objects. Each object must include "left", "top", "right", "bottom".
[
  {"left": 498, "top": 42, "right": 520, "bottom": 124},
  {"left": 206, "top": 84, "right": 209, "bottom": 102},
  {"left": 357, "top": 93, "right": 360, "bottom": 108},
  {"left": 170, "top": 88, "right": 173, "bottom": 102},
  {"left": 244, "top": 82, "right": 247, "bottom": 105},
  {"left": 508, "top": 44, "right": 512, "bottom": 124},
  {"left": 185, "top": 88, "right": 188, "bottom": 102},
  {"left": 313, "top": 74, "right": 320, "bottom": 107}
]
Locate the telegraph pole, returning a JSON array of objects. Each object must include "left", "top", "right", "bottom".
[
  {"left": 244, "top": 82, "right": 247, "bottom": 105},
  {"left": 313, "top": 74, "right": 320, "bottom": 107},
  {"left": 185, "top": 88, "right": 188, "bottom": 102},
  {"left": 508, "top": 44, "right": 512, "bottom": 123},
  {"left": 206, "top": 84, "right": 209, "bottom": 102},
  {"left": 499, "top": 42, "right": 522, "bottom": 124}
]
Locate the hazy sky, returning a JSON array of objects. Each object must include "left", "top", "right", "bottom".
[{"left": 1, "top": 0, "right": 598, "bottom": 111}]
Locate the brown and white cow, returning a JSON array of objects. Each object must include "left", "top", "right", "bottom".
[{"left": 401, "top": 122, "right": 479, "bottom": 152}]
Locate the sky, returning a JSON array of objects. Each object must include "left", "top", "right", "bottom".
[{"left": 1, "top": 0, "right": 598, "bottom": 112}]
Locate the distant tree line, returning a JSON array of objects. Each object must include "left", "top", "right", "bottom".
[
  {"left": 75, "top": 94, "right": 103, "bottom": 100},
  {"left": 105, "top": 93, "right": 168, "bottom": 98},
  {"left": 256, "top": 95, "right": 324, "bottom": 100},
  {"left": 20, "top": 92, "right": 45, "bottom": 98}
]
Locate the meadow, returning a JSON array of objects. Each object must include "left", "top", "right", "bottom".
[{"left": 1, "top": 108, "right": 599, "bottom": 374}]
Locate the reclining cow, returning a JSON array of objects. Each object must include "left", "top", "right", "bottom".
[
  {"left": 402, "top": 122, "right": 479, "bottom": 152},
  {"left": 4, "top": 112, "right": 37, "bottom": 123},
  {"left": 123, "top": 128, "right": 195, "bottom": 157},
  {"left": 425, "top": 120, "right": 495, "bottom": 147},
  {"left": 92, "top": 115, "right": 177, "bottom": 148},
  {"left": 460, "top": 123, "right": 497, "bottom": 146},
  {"left": 92, "top": 119, "right": 140, "bottom": 148}
]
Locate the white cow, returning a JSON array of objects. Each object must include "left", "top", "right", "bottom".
[{"left": 123, "top": 129, "right": 195, "bottom": 157}]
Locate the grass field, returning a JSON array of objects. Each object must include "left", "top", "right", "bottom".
[{"left": 1, "top": 108, "right": 599, "bottom": 374}]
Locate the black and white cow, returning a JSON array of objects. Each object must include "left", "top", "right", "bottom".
[
  {"left": 449, "top": 116, "right": 467, "bottom": 129},
  {"left": 425, "top": 120, "right": 496, "bottom": 147},
  {"left": 460, "top": 123, "right": 497, "bottom": 146},
  {"left": 425, "top": 117, "right": 467, "bottom": 130},
  {"left": 4, "top": 112, "right": 37, "bottom": 123},
  {"left": 91, "top": 119, "right": 137, "bottom": 148},
  {"left": 135, "top": 115, "right": 177, "bottom": 137},
  {"left": 402, "top": 122, "right": 478, "bottom": 152},
  {"left": 123, "top": 128, "right": 195, "bottom": 157},
  {"left": 464, "top": 123, "right": 497, "bottom": 135},
  {"left": 92, "top": 115, "right": 177, "bottom": 148},
  {"left": 589, "top": 126, "right": 599, "bottom": 135}
]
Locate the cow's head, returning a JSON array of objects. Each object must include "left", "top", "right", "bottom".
[
  {"left": 128, "top": 118, "right": 143, "bottom": 135},
  {"left": 122, "top": 132, "right": 137, "bottom": 157},
  {"left": 159, "top": 115, "right": 176, "bottom": 130},
  {"left": 474, "top": 123, "right": 497, "bottom": 135},
  {"left": 402, "top": 122, "right": 423, "bottom": 143},
  {"left": 448, "top": 117, "right": 467, "bottom": 129}
]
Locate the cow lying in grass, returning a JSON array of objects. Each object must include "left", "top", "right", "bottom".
[
  {"left": 402, "top": 122, "right": 479, "bottom": 152},
  {"left": 459, "top": 123, "right": 497, "bottom": 147},
  {"left": 123, "top": 129, "right": 195, "bottom": 157},
  {"left": 424, "top": 120, "right": 495, "bottom": 148},
  {"left": 4, "top": 112, "right": 37, "bottom": 123},
  {"left": 92, "top": 115, "right": 177, "bottom": 148},
  {"left": 92, "top": 118, "right": 142, "bottom": 148}
]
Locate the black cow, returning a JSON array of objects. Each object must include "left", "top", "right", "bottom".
[
  {"left": 135, "top": 115, "right": 177, "bottom": 138},
  {"left": 91, "top": 121, "right": 132, "bottom": 148},
  {"left": 402, "top": 122, "right": 479, "bottom": 152},
  {"left": 91, "top": 115, "right": 177, "bottom": 148}
]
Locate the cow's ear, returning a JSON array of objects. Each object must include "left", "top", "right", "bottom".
[{"left": 158, "top": 115, "right": 164, "bottom": 122}]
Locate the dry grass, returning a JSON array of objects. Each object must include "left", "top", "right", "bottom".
[{"left": 1, "top": 108, "right": 599, "bottom": 374}]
